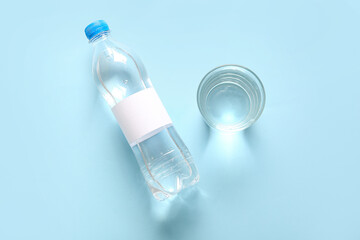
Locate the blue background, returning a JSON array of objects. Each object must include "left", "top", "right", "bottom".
[{"left": 1, "top": 0, "right": 360, "bottom": 239}]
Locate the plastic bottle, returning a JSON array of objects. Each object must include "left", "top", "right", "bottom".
[{"left": 84, "top": 20, "right": 199, "bottom": 200}]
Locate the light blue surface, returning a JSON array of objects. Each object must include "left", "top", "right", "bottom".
[{"left": 1, "top": 0, "right": 360, "bottom": 239}]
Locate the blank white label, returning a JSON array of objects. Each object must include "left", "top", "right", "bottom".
[{"left": 111, "top": 88, "right": 173, "bottom": 146}]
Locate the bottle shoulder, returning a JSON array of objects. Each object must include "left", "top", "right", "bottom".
[
  {"left": 91, "top": 38, "right": 153, "bottom": 106},
  {"left": 92, "top": 38, "right": 144, "bottom": 69}
]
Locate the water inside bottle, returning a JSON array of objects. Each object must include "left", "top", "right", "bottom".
[{"left": 205, "top": 81, "right": 250, "bottom": 128}]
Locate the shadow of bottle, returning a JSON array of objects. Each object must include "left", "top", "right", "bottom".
[{"left": 147, "top": 186, "right": 206, "bottom": 240}]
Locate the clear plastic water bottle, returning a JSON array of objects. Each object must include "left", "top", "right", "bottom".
[{"left": 84, "top": 20, "right": 199, "bottom": 200}]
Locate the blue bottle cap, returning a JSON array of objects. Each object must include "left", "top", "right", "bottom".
[{"left": 85, "top": 20, "right": 110, "bottom": 41}]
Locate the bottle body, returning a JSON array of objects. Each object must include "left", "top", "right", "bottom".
[
  {"left": 133, "top": 126, "right": 199, "bottom": 200},
  {"left": 90, "top": 31, "right": 199, "bottom": 200}
]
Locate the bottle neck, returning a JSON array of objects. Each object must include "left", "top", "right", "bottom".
[{"left": 89, "top": 31, "right": 111, "bottom": 45}]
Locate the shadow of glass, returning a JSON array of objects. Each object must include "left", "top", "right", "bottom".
[
  {"left": 199, "top": 123, "right": 263, "bottom": 171},
  {"left": 207, "top": 129, "right": 246, "bottom": 164},
  {"left": 243, "top": 125, "right": 263, "bottom": 153}
]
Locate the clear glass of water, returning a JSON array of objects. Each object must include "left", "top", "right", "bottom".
[{"left": 197, "top": 65, "right": 266, "bottom": 132}]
